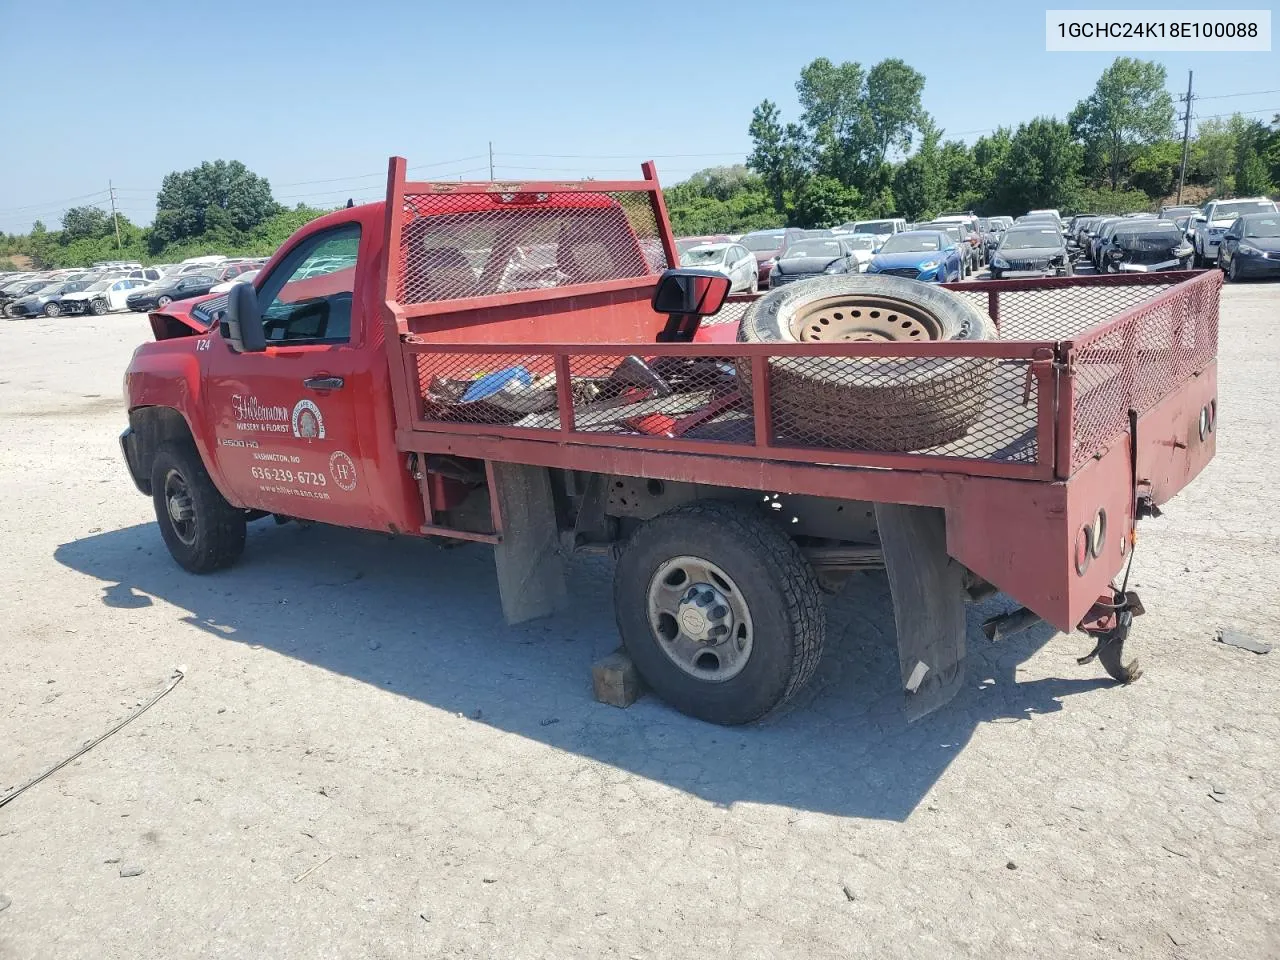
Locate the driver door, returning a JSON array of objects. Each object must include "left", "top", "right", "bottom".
[{"left": 204, "top": 223, "right": 369, "bottom": 523}]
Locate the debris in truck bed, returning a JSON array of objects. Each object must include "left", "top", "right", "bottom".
[{"left": 1214, "top": 629, "right": 1271, "bottom": 655}]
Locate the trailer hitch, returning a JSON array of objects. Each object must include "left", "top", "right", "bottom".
[{"left": 1076, "top": 588, "right": 1145, "bottom": 684}]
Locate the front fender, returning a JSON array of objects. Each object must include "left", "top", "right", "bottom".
[{"left": 125, "top": 342, "right": 237, "bottom": 504}]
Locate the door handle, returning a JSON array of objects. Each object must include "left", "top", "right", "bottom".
[{"left": 303, "top": 376, "right": 344, "bottom": 391}]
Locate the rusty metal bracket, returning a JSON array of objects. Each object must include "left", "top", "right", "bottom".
[{"left": 1077, "top": 588, "right": 1145, "bottom": 683}]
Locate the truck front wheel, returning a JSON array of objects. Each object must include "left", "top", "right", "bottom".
[
  {"left": 150, "top": 443, "right": 246, "bottom": 573},
  {"left": 613, "top": 501, "right": 825, "bottom": 725}
]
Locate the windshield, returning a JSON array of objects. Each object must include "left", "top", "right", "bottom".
[
  {"left": 1001, "top": 229, "right": 1063, "bottom": 250},
  {"left": 854, "top": 221, "right": 895, "bottom": 235},
  {"left": 742, "top": 233, "right": 784, "bottom": 252},
  {"left": 1244, "top": 216, "right": 1280, "bottom": 238},
  {"left": 785, "top": 239, "right": 844, "bottom": 258},
  {"left": 84, "top": 280, "right": 112, "bottom": 293},
  {"left": 843, "top": 236, "right": 876, "bottom": 251},
  {"left": 1214, "top": 201, "right": 1275, "bottom": 220},
  {"left": 879, "top": 233, "right": 941, "bottom": 253},
  {"left": 926, "top": 224, "right": 963, "bottom": 241},
  {"left": 1118, "top": 227, "right": 1183, "bottom": 244},
  {"left": 680, "top": 247, "right": 727, "bottom": 266}
]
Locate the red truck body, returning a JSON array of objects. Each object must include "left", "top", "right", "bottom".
[{"left": 121, "top": 156, "right": 1220, "bottom": 722}]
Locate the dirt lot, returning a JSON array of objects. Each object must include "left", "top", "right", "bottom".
[{"left": 1, "top": 284, "right": 1278, "bottom": 960}]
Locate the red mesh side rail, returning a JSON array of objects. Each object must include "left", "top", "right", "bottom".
[
  {"left": 385, "top": 167, "right": 671, "bottom": 320},
  {"left": 1065, "top": 270, "right": 1221, "bottom": 473},
  {"left": 402, "top": 338, "right": 1059, "bottom": 481}
]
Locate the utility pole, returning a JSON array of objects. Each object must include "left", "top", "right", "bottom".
[
  {"left": 1176, "top": 70, "right": 1194, "bottom": 205},
  {"left": 488, "top": 141, "right": 494, "bottom": 180},
  {"left": 108, "top": 180, "right": 122, "bottom": 250}
]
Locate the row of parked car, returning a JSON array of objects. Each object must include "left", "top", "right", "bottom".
[
  {"left": 676, "top": 194, "right": 1279, "bottom": 293},
  {"left": 1067, "top": 196, "right": 1279, "bottom": 280},
  {"left": 0, "top": 255, "right": 266, "bottom": 319},
  {"left": 675, "top": 209, "right": 1074, "bottom": 289}
]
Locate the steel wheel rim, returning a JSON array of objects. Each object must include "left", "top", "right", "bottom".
[
  {"left": 788, "top": 294, "right": 945, "bottom": 343},
  {"left": 158, "top": 296, "right": 172, "bottom": 307},
  {"left": 46, "top": 303, "right": 60, "bottom": 317},
  {"left": 646, "top": 555, "right": 754, "bottom": 682},
  {"left": 164, "top": 469, "right": 197, "bottom": 546}
]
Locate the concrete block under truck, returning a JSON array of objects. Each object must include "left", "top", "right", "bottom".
[{"left": 120, "top": 156, "right": 1221, "bottom": 725}]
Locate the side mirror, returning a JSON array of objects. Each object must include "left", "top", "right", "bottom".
[
  {"left": 220, "top": 281, "right": 266, "bottom": 353},
  {"left": 651, "top": 269, "right": 731, "bottom": 317},
  {"left": 652, "top": 269, "right": 732, "bottom": 343}
]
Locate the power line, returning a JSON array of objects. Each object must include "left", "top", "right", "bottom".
[
  {"left": 0, "top": 189, "right": 110, "bottom": 215},
  {"left": 1194, "top": 106, "right": 1279, "bottom": 121},
  {"left": 499, "top": 151, "right": 745, "bottom": 159},
  {"left": 1195, "top": 88, "right": 1280, "bottom": 101}
]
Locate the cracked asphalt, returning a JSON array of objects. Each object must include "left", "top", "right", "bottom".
[{"left": 1, "top": 283, "right": 1277, "bottom": 959}]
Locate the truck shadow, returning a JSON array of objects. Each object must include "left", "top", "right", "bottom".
[{"left": 56, "top": 520, "right": 1111, "bottom": 821}]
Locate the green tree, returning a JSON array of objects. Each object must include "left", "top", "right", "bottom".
[
  {"left": 1069, "top": 57, "right": 1174, "bottom": 189},
  {"left": 151, "top": 160, "right": 279, "bottom": 252},
  {"left": 1191, "top": 119, "right": 1236, "bottom": 195},
  {"left": 992, "top": 118, "right": 1082, "bottom": 212},
  {"left": 864, "top": 59, "right": 928, "bottom": 169},
  {"left": 1128, "top": 140, "right": 1182, "bottom": 198},
  {"left": 892, "top": 117, "right": 946, "bottom": 220},
  {"left": 665, "top": 166, "right": 779, "bottom": 235},
  {"left": 1230, "top": 116, "right": 1274, "bottom": 195},
  {"left": 790, "top": 176, "right": 862, "bottom": 228},
  {"left": 747, "top": 100, "right": 809, "bottom": 213},
  {"left": 938, "top": 139, "right": 980, "bottom": 209},
  {"left": 61, "top": 206, "right": 111, "bottom": 241},
  {"left": 792, "top": 57, "right": 925, "bottom": 194}
]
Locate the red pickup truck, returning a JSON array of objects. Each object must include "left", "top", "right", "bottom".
[{"left": 121, "top": 157, "right": 1220, "bottom": 725}]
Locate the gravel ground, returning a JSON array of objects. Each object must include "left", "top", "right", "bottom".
[{"left": 1, "top": 285, "right": 1277, "bottom": 960}]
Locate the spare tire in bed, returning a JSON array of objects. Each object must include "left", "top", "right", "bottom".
[{"left": 736, "top": 275, "right": 998, "bottom": 452}]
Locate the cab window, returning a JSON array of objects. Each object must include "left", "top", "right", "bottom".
[{"left": 256, "top": 224, "right": 360, "bottom": 345}]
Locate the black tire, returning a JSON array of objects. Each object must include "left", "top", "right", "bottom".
[
  {"left": 43, "top": 301, "right": 62, "bottom": 318},
  {"left": 989, "top": 268, "right": 1003, "bottom": 280},
  {"left": 1193, "top": 244, "right": 1204, "bottom": 269},
  {"left": 150, "top": 442, "right": 246, "bottom": 573},
  {"left": 90, "top": 298, "right": 109, "bottom": 316},
  {"left": 737, "top": 274, "right": 998, "bottom": 451},
  {"left": 157, "top": 295, "right": 173, "bottom": 308},
  {"left": 613, "top": 501, "right": 825, "bottom": 725},
  {"left": 1227, "top": 257, "right": 1240, "bottom": 283}
]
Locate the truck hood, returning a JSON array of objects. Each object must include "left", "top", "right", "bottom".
[
  {"left": 774, "top": 255, "right": 842, "bottom": 274},
  {"left": 871, "top": 251, "right": 945, "bottom": 269},
  {"left": 147, "top": 294, "right": 216, "bottom": 341}
]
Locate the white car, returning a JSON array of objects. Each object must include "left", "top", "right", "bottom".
[
  {"left": 678, "top": 242, "right": 758, "bottom": 293},
  {"left": 838, "top": 234, "right": 877, "bottom": 271},
  {"left": 57, "top": 277, "right": 147, "bottom": 315},
  {"left": 835, "top": 219, "right": 907, "bottom": 249},
  {"left": 1191, "top": 197, "right": 1278, "bottom": 265},
  {"left": 211, "top": 269, "right": 260, "bottom": 293}
]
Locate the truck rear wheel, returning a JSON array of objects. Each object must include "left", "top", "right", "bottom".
[
  {"left": 150, "top": 443, "right": 246, "bottom": 573},
  {"left": 613, "top": 501, "right": 825, "bottom": 725}
]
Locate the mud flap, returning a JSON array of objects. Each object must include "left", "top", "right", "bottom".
[
  {"left": 875, "top": 503, "right": 967, "bottom": 721},
  {"left": 490, "top": 462, "right": 568, "bottom": 624}
]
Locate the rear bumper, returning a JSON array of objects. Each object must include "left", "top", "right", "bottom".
[{"left": 120, "top": 427, "right": 149, "bottom": 494}]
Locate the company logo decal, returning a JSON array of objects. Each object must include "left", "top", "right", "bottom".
[{"left": 292, "top": 399, "right": 326, "bottom": 439}]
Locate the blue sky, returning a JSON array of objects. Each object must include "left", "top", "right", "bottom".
[{"left": 0, "top": 0, "right": 1274, "bottom": 233}]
